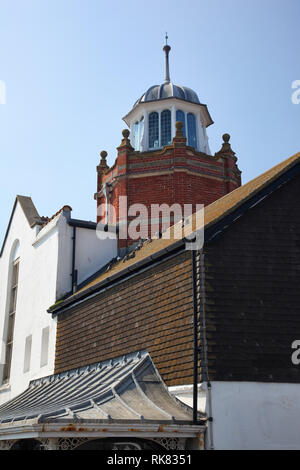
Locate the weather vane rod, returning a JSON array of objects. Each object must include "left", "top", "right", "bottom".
[{"left": 163, "top": 33, "right": 171, "bottom": 83}]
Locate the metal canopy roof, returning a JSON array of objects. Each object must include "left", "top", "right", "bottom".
[{"left": 0, "top": 351, "right": 199, "bottom": 427}]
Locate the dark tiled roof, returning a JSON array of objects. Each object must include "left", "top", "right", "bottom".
[
  {"left": 0, "top": 351, "right": 199, "bottom": 427},
  {"left": 16, "top": 195, "right": 43, "bottom": 228},
  {"left": 0, "top": 196, "right": 43, "bottom": 257},
  {"left": 41, "top": 205, "right": 72, "bottom": 227}
]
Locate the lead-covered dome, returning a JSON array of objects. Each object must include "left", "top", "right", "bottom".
[
  {"left": 123, "top": 39, "right": 213, "bottom": 155},
  {"left": 134, "top": 82, "right": 200, "bottom": 107}
]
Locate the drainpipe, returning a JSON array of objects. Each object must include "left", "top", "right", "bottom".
[
  {"left": 103, "top": 183, "right": 112, "bottom": 225},
  {"left": 199, "top": 249, "right": 214, "bottom": 450},
  {"left": 71, "top": 226, "right": 78, "bottom": 294},
  {"left": 193, "top": 248, "right": 214, "bottom": 449},
  {"left": 192, "top": 250, "right": 199, "bottom": 424}
]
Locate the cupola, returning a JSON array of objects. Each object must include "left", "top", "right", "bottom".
[{"left": 123, "top": 37, "right": 213, "bottom": 154}]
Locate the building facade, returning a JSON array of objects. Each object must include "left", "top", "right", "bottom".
[
  {"left": 0, "top": 198, "right": 116, "bottom": 406},
  {"left": 1, "top": 41, "right": 299, "bottom": 451},
  {"left": 47, "top": 151, "right": 300, "bottom": 450}
]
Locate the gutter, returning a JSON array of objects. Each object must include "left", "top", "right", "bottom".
[
  {"left": 48, "top": 240, "right": 185, "bottom": 315},
  {"left": 68, "top": 218, "right": 97, "bottom": 230}
]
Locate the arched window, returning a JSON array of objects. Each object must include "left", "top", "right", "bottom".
[
  {"left": 149, "top": 112, "right": 159, "bottom": 148},
  {"left": 160, "top": 109, "right": 171, "bottom": 147},
  {"left": 2, "top": 241, "right": 20, "bottom": 384},
  {"left": 176, "top": 110, "right": 186, "bottom": 137},
  {"left": 187, "top": 113, "right": 197, "bottom": 148}
]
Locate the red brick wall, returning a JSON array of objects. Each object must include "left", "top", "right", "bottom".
[{"left": 96, "top": 141, "right": 241, "bottom": 249}]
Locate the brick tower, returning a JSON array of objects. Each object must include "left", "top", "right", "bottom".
[{"left": 95, "top": 41, "right": 241, "bottom": 252}]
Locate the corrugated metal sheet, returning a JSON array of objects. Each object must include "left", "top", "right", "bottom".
[{"left": 0, "top": 351, "right": 199, "bottom": 426}]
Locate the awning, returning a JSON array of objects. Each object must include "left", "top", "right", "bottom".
[{"left": 0, "top": 351, "right": 205, "bottom": 440}]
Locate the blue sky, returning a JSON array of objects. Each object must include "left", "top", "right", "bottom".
[{"left": 0, "top": 0, "right": 299, "bottom": 242}]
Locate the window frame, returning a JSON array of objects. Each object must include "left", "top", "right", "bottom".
[{"left": 2, "top": 257, "right": 20, "bottom": 384}]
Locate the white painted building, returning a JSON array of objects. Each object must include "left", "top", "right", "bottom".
[
  {"left": 170, "top": 381, "right": 300, "bottom": 450},
  {"left": 0, "top": 196, "right": 117, "bottom": 405}
]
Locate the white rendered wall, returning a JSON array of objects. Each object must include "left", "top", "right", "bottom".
[
  {"left": 75, "top": 227, "right": 117, "bottom": 286},
  {"left": 56, "top": 217, "right": 117, "bottom": 297},
  {"left": 170, "top": 382, "right": 300, "bottom": 450},
  {"left": 0, "top": 203, "right": 117, "bottom": 406},
  {"left": 208, "top": 381, "right": 300, "bottom": 450},
  {"left": 0, "top": 202, "right": 58, "bottom": 404}
]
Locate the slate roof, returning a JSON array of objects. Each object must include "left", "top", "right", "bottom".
[
  {"left": 0, "top": 196, "right": 45, "bottom": 257},
  {"left": 49, "top": 150, "right": 300, "bottom": 314},
  {"left": 0, "top": 351, "right": 199, "bottom": 427}
]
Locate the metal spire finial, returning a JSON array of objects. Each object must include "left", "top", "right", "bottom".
[{"left": 163, "top": 34, "right": 171, "bottom": 83}]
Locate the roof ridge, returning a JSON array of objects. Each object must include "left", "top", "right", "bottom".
[{"left": 41, "top": 205, "right": 72, "bottom": 227}]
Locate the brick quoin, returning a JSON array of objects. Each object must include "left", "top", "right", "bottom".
[{"left": 94, "top": 125, "right": 241, "bottom": 251}]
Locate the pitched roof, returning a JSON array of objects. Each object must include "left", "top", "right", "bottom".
[
  {"left": 49, "top": 150, "right": 300, "bottom": 313},
  {"left": 0, "top": 196, "right": 44, "bottom": 257},
  {"left": 40, "top": 205, "right": 72, "bottom": 228},
  {"left": 0, "top": 351, "right": 201, "bottom": 428}
]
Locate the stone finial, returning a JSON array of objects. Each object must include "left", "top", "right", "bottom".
[
  {"left": 175, "top": 121, "right": 184, "bottom": 137},
  {"left": 172, "top": 121, "right": 186, "bottom": 148},
  {"left": 119, "top": 128, "right": 133, "bottom": 150},
  {"left": 222, "top": 133, "right": 230, "bottom": 143},
  {"left": 98, "top": 150, "right": 109, "bottom": 172},
  {"left": 100, "top": 150, "right": 108, "bottom": 164},
  {"left": 215, "top": 133, "right": 235, "bottom": 156}
]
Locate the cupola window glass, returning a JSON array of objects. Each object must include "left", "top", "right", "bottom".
[
  {"left": 176, "top": 110, "right": 186, "bottom": 137},
  {"left": 160, "top": 109, "right": 171, "bottom": 146},
  {"left": 133, "top": 117, "right": 144, "bottom": 151},
  {"left": 187, "top": 113, "right": 197, "bottom": 148},
  {"left": 149, "top": 112, "right": 159, "bottom": 148},
  {"left": 134, "top": 121, "right": 139, "bottom": 150},
  {"left": 139, "top": 116, "right": 144, "bottom": 149}
]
